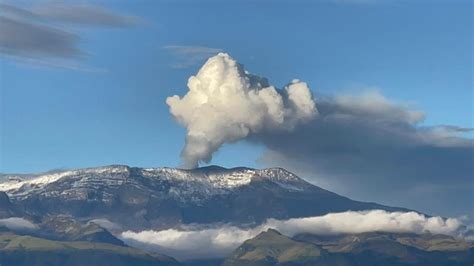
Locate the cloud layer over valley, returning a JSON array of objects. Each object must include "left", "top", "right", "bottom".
[
  {"left": 120, "top": 210, "right": 467, "bottom": 260},
  {"left": 0, "top": 217, "right": 38, "bottom": 231}
]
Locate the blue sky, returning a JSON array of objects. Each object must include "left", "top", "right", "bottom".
[{"left": 1, "top": 0, "right": 472, "bottom": 174}]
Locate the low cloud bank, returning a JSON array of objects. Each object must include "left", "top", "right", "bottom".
[
  {"left": 0, "top": 217, "right": 38, "bottom": 231},
  {"left": 120, "top": 210, "right": 467, "bottom": 260}
]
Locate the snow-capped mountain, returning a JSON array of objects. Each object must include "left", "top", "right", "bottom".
[
  {"left": 0, "top": 165, "right": 407, "bottom": 230},
  {"left": 0, "top": 165, "right": 308, "bottom": 202}
]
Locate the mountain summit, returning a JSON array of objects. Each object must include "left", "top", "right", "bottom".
[{"left": 0, "top": 165, "right": 407, "bottom": 230}]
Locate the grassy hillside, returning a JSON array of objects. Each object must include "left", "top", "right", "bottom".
[
  {"left": 0, "top": 231, "right": 180, "bottom": 266},
  {"left": 223, "top": 229, "right": 474, "bottom": 266},
  {"left": 223, "top": 229, "right": 351, "bottom": 266}
]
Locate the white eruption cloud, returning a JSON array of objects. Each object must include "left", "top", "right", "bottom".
[
  {"left": 166, "top": 53, "right": 317, "bottom": 168},
  {"left": 120, "top": 210, "right": 466, "bottom": 260}
]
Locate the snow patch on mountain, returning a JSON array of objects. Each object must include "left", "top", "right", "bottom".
[
  {"left": 0, "top": 165, "right": 309, "bottom": 203},
  {"left": 0, "top": 166, "right": 130, "bottom": 196}
]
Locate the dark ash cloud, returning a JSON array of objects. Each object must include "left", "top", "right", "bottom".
[{"left": 253, "top": 91, "right": 473, "bottom": 217}]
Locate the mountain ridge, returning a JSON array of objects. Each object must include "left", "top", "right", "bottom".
[
  {"left": 0, "top": 165, "right": 306, "bottom": 190},
  {"left": 0, "top": 164, "right": 410, "bottom": 230}
]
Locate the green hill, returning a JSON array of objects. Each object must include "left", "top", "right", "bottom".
[
  {"left": 0, "top": 231, "right": 180, "bottom": 266},
  {"left": 223, "top": 229, "right": 474, "bottom": 266},
  {"left": 223, "top": 229, "right": 351, "bottom": 266}
]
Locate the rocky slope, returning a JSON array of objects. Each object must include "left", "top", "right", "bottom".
[
  {"left": 0, "top": 192, "right": 20, "bottom": 218},
  {"left": 38, "top": 215, "right": 125, "bottom": 245}
]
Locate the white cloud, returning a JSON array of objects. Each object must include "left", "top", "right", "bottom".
[
  {"left": 0, "top": 217, "right": 38, "bottom": 231},
  {"left": 265, "top": 210, "right": 463, "bottom": 236},
  {"left": 166, "top": 53, "right": 317, "bottom": 168},
  {"left": 120, "top": 210, "right": 466, "bottom": 260}
]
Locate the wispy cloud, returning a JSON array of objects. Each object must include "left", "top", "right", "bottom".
[
  {"left": 30, "top": 3, "right": 139, "bottom": 27},
  {"left": 0, "top": 3, "right": 38, "bottom": 19},
  {"left": 0, "top": 16, "right": 82, "bottom": 59},
  {"left": 0, "top": 2, "right": 139, "bottom": 70},
  {"left": 164, "top": 45, "right": 222, "bottom": 68},
  {"left": 2, "top": 55, "right": 109, "bottom": 73}
]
